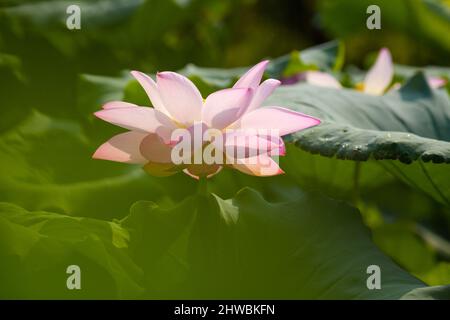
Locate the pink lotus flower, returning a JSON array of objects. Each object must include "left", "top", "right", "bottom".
[
  {"left": 293, "top": 48, "right": 446, "bottom": 94},
  {"left": 93, "top": 61, "right": 321, "bottom": 179}
]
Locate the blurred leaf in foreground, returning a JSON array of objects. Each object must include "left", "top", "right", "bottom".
[
  {"left": 0, "top": 202, "right": 143, "bottom": 299},
  {"left": 123, "top": 186, "right": 447, "bottom": 299}
]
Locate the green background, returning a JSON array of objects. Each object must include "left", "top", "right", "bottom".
[{"left": 0, "top": 0, "right": 449, "bottom": 299}]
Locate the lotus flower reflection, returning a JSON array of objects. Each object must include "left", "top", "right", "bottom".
[{"left": 93, "top": 61, "right": 321, "bottom": 179}]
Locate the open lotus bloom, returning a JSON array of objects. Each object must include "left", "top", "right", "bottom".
[
  {"left": 296, "top": 48, "right": 446, "bottom": 95},
  {"left": 93, "top": 61, "right": 321, "bottom": 179}
]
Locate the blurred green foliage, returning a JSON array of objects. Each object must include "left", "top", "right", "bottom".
[
  {"left": 317, "top": 0, "right": 450, "bottom": 66},
  {"left": 0, "top": 0, "right": 449, "bottom": 299}
]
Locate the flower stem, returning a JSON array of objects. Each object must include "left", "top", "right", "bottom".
[
  {"left": 353, "top": 161, "right": 361, "bottom": 205},
  {"left": 197, "top": 176, "right": 208, "bottom": 196}
]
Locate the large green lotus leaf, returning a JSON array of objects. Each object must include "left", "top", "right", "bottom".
[
  {"left": 122, "top": 186, "right": 448, "bottom": 299},
  {"left": 379, "top": 160, "right": 450, "bottom": 208},
  {"left": 0, "top": 110, "right": 196, "bottom": 219},
  {"left": 266, "top": 73, "right": 450, "bottom": 206},
  {"left": 401, "top": 285, "right": 450, "bottom": 300},
  {"left": 0, "top": 202, "right": 143, "bottom": 299}
]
